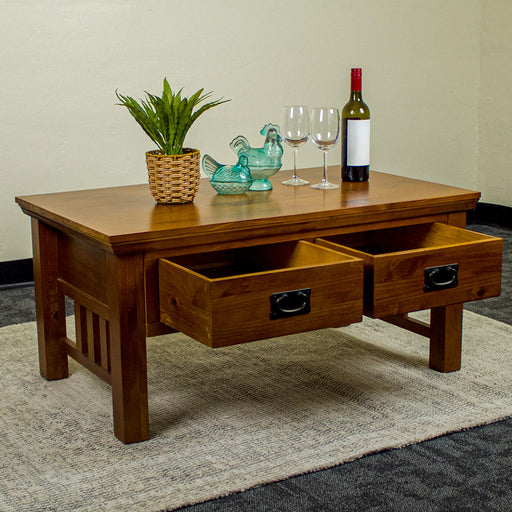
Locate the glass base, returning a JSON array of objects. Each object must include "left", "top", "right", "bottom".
[
  {"left": 249, "top": 178, "right": 273, "bottom": 191},
  {"left": 311, "top": 181, "right": 339, "bottom": 190},
  {"left": 281, "top": 176, "right": 310, "bottom": 186}
]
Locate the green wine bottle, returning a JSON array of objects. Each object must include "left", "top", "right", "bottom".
[{"left": 341, "top": 68, "right": 370, "bottom": 182}]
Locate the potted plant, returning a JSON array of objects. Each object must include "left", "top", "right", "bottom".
[{"left": 116, "top": 78, "right": 229, "bottom": 204}]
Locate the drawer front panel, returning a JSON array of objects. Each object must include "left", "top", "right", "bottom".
[
  {"left": 159, "top": 241, "right": 363, "bottom": 347},
  {"left": 370, "top": 242, "right": 502, "bottom": 317},
  {"left": 316, "top": 223, "right": 503, "bottom": 318}
]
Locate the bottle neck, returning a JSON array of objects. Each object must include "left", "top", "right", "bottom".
[
  {"left": 351, "top": 74, "right": 362, "bottom": 92},
  {"left": 350, "top": 72, "right": 363, "bottom": 101},
  {"left": 350, "top": 90, "right": 363, "bottom": 102}
]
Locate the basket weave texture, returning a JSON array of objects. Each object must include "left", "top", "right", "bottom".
[{"left": 146, "top": 149, "right": 200, "bottom": 204}]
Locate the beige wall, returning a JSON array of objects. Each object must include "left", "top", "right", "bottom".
[
  {"left": 1, "top": 0, "right": 507, "bottom": 262},
  {"left": 478, "top": 0, "right": 512, "bottom": 207}
]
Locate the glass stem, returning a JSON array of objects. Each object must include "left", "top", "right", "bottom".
[
  {"left": 322, "top": 151, "right": 327, "bottom": 183},
  {"left": 293, "top": 148, "right": 298, "bottom": 179}
]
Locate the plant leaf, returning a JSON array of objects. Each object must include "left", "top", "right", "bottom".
[
  {"left": 163, "top": 78, "right": 172, "bottom": 104},
  {"left": 188, "top": 97, "right": 230, "bottom": 129},
  {"left": 116, "top": 80, "right": 230, "bottom": 155},
  {"left": 173, "top": 88, "right": 203, "bottom": 150}
]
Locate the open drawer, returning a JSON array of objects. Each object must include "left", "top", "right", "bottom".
[
  {"left": 158, "top": 240, "right": 363, "bottom": 347},
  {"left": 315, "top": 222, "right": 502, "bottom": 318}
]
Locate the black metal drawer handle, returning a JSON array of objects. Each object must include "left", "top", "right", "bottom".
[
  {"left": 424, "top": 264, "right": 459, "bottom": 292},
  {"left": 275, "top": 293, "right": 308, "bottom": 313},
  {"left": 270, "top": 289, "right": 311, "bottom": 319}
]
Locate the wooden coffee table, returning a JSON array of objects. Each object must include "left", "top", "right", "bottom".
[{"left": 16, "top": 168, "right": 502, "bottom": 443}]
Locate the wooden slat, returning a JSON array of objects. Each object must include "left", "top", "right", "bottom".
[
  {"left": 382, "top": 313, "right": 431, "bottom": 338},
  {"left": 99, "top": 317, "right": 110, "bottom": 371},
  {"left": 86, "top": 310, "right": 101, "bottom": 364},
  {"left": 61, "top": 337, "right": 111, "bottom": 384},
  {"left": 74, "top": 303, "right": 88, "bottom": 355},
  {"left": 58, "top": 278, "right": 110, "bottom": 320}
]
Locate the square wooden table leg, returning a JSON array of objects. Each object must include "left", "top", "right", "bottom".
[
  {"left": 429, "top": 303, "right": 463, "bottom": 372},
  {"left": 427, "top": 211, "right": 467, "bottom": 372},
  {"left": 31, "top": 219, "right": 68, "bottom": 380},
  {"left": 106, "top": 252, "right": 149, "bottom": 444}
]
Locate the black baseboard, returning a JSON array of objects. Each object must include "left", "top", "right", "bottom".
[
  {"left": 0, "top": 258, "right": 34, "bottom": 288},
  {"left": 469, "top": 202, "right": 512, "bottom": 228},
  {"left": 1, "top": 203, "right": 510, "bottom": 287}
]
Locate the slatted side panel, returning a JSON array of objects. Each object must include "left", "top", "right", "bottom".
[
  {"left": 73, "top": 303, "right": 111, "bottom": 373},
  {"left": 58, "top": 278, "right": 112, "bottom": 383}
]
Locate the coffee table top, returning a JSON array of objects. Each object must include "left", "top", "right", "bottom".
[{"left": 16, "top": 168, "right": 480, "bottom": 254}]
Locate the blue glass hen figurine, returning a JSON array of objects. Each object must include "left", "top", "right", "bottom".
[
  {"left": 202, "top": 154, "right": 253, "bottom": 195},
  {"left": 229, "top": 123, "right": 283, "bottom": 191}
]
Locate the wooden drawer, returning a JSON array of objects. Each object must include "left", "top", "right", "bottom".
[
  {"left": 158, "top": 240, "right": 363, "bottom": 347},
  {"left": 315, "top": 222, "right": 502, "bottom": 318}
]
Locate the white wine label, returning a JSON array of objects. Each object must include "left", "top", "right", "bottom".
[{"left": 347, "top": 119, "right": 370, "bottom": 166}]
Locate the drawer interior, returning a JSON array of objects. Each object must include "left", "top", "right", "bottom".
[
  {"left": 159, "top": 240, "right": 364, "bottom": 347},
  {"left": 320, "top": 223, "right": 489, "bottom": 255},
  {"left": 316, "top": 222, "right": 502, "bottom": 318},
  {"left": 164, "top": 240, "right": 357, "bottom": 279}
]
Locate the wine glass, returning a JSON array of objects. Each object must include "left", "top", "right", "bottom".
[
  {"left": 310, "top": 107, "right": 340, "bottom": 190},
  {"left": 280, "top": 105, "right": 310, "bottom": 186}
]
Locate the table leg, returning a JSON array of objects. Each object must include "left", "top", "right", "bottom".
[
  {"left": 31, "top": 219, "right": 68, "bottom": 380},
  {"left": 106, "top": 252, "right": 149, "bottom": 443},
  {"left": 429, "top": 303, "right": 463, "bottom": 372},
  {"left": 427, "top": 212, "right": 467, "bottom": 372}
]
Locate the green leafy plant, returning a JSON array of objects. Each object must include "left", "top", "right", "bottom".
[{"left": 116, "top": 78, "right": 230, "bottom": 155}]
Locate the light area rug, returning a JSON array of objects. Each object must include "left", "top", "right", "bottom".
[{"left": 1, "top": 311, "right": 511, "bottom": 512}]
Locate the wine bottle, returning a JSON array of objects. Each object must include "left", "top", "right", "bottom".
[{"left": 341, "top": 68, "right": 370, "bottom": 182}]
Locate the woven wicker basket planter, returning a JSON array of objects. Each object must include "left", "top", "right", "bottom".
[{"left": 146, "top": 148, "right": 201, "bottom": 204}]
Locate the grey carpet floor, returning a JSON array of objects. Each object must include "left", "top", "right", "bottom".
[{"left": 1, "top": 222, "right": 510, "bottom": 512}]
